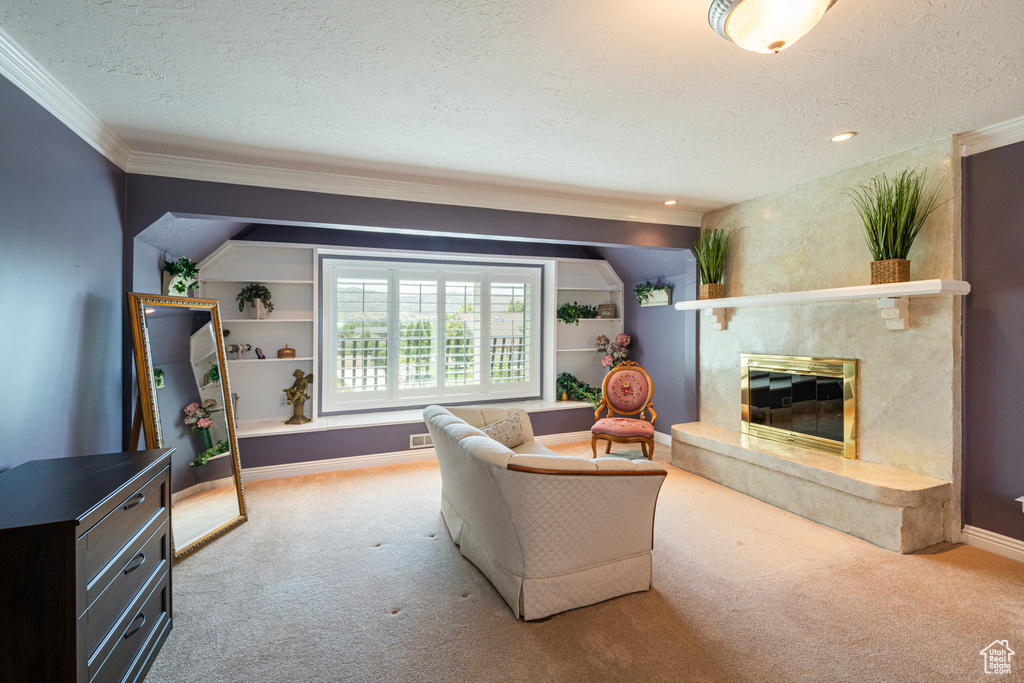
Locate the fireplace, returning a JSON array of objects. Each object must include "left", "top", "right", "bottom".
[{"left": 741, "top": 354, "right": 857, "bottom": 459}]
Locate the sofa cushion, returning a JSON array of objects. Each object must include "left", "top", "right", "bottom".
[
  {"left": 511, "top": 441, "right": 558, "bottom": 456},
  {"left": 508, "top": 454, "right": 599, "bottom": 472},
  {"left": 482, "top": 412, "right": 526, "bottom": 449},
  {"left": 593, "top": 417, "right": 655, "bottom": 438}
]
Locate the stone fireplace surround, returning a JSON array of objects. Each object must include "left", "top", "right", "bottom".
[{"left": 671, "top": 138, "right": 963, "bottom": 553}]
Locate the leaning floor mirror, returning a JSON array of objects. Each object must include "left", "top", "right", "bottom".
[{"left": 128, "top": 293, "right": 248, "bottom": 562}]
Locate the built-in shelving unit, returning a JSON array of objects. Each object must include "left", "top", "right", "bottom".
[
  {"left": 199, "top": 243, "right": 318, "bottom": 427},
  {"left": 674, "top": 279, "right": 971, "bottom": 331},
  {"left": 556, "top": 261, "right": 623, "bottom": 389}
]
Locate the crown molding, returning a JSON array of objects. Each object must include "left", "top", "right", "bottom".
[
  {"left": 126, "top": 151, "right": 702, "bottom": 226},
  {"left": 0, "top": 26, "right": 131, "bottom": 169},
  {"left": 960, "top": 115, "right": 1024, "bottom": 157}
]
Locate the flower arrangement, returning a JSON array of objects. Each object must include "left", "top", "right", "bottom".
[
  {"left": 596, "top": 333, "right": 631, "bottom": 368},
  {"left": 183, "top": 399, "right": 220, "bottom": 434}
]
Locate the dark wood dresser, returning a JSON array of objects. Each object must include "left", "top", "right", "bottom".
[{"left": 0, "top": 448, "right": 174, "bottom": 683}]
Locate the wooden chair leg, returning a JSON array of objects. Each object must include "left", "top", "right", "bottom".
[
  {"left": 591, "top": 434, "right": 599, "bottom": 458},
  {"left": 605, "top": 440, "right": 612, "bottom": 454},
  {"left": 645, "top": 438, "right": 654, "bottom": 460}
]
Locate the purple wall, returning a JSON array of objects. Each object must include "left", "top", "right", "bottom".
[
  {"left": 239, "top": 407, "right": 595, "bottom": 468},
  {"left": 962, "top": 141, "right": 1024, "bottom": 543},
  {"left": 597, "top": 245, "right": 701, "bottom": 430},
  {"left": 0, "top": 75, "right": 126, "bottom": 469}
]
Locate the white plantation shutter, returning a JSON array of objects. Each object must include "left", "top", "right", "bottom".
[
  {"left": 323, "top": 258, "right": 540, "bottom": 411},
  {"left": 332, "top": 267, "right": 389, "bottom": 397}
]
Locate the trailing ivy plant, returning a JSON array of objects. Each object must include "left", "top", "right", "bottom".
[
  {"left": 192, "top": 439, "right": 230, "bottom": 468},
  {"left": 163, "top": 257, "right": 200, "bottom": 294},
  {"left": 236, "top": 283, "right": 275, "bottom": 313},
  {"left": 556, "top": 372, "right": 602, "bottom": 407},
  {"left": 634, "top": 281, "right": 670, "bottom": 304},
  {"left": 556, "top": 301, "right": 599, "bottom": 325},
  {"left": 845, "top": 168, "right": 943, "bottom": 261},
  {"left": 693, "top": 228, "right": 732, "bottom": 286}
]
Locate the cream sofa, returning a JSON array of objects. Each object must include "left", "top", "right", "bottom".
[{"left": 424, "top": 405, "right": 667, "bottom": 620}]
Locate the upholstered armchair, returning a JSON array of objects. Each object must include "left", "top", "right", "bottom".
[{"left": 591, "top": 361, "right": 657, "bottom": 459}]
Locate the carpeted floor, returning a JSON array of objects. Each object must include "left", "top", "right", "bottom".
[{"left": 147, "top": 443, "right": 1024, "bottom": 682}]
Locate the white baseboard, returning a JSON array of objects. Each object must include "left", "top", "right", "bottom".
[
  {"left": 961, "top": 525, "right": 1024, "bottom": 563},
  {"left": 654, "top": 431, "right": 672, "bottom": 447}
]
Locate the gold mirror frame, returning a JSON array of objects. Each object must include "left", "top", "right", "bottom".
[{"left": 128, "top": 293, "right": 248, "bottom": 562}]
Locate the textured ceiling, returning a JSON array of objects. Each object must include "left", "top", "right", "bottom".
[{"left": 2, "top": 0, "right": 1023, "bottom": 214}]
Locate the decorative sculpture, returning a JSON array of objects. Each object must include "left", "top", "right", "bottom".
[{"left": 284, "top": 369, "right": 314, "bottom": 425}]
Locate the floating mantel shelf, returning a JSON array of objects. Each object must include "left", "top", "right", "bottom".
[{"left": 674, "top": 279, "right": 971, "bottom": 331}]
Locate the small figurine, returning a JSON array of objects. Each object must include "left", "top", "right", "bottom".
[
  {"left": 255, "top": 347, "right": 265, "bottom": 359},
  {"left": 284, "top": 369, "right": 314, "bottom": 425}
]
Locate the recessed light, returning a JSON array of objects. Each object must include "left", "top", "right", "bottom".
[
  {"left": 831, "top": 132, "right": 858, "bottom": 143},
  {"left": 664, "top": 200, "right": 678, "bottom": 206}
]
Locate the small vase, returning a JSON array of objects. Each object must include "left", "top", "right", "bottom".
[
  {"left": 249, "top": 300, "right": 267, "bottom": 320},
  {"left": 870, "top": 259, "right": 910, "bottom": 285},
  {"left": 699, "top": 283, "right": 724, "bottom": 300},
  {"left": 198, "top": 427, "right": 213, "bottom": 450},
  {"left": 560, "top": 391, "right": 569, "bottom": 402}
]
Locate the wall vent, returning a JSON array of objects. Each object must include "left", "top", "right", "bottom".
[{"left": 409, "top": 433, "right": 433, "bottom": 449}]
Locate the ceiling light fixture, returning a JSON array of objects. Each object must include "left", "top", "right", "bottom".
[
  {"left": 664, "top": 200, "right": 678, "bottom": 206},
  {"left": 831, "top": 131, "right": 857, "bottom": 142},
  {"left": 709, "top": 0, "right": 838, "bottom": 54}
]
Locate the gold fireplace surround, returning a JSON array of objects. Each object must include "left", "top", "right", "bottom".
[{"left": 741, "top": 354, "right": 857, "bottom": 459}]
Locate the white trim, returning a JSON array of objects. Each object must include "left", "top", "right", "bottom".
[
  {"left": 961, "top": 525, "right": 1024, "bottom": 564},
  {"left": 654, "top": 431, "right": 672, "bottom": 447},
  {"left": 960, "top": 115, "right": 1024, "bottom": 157},
  {"left": 0, "top": 27, "right": 131, "bottom": 169},
  {"left": 127, "top": 151, "right": 701, "bottom": 226}
]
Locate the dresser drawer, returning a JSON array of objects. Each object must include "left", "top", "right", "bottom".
[
  {"left": 82, "top": 468, "right": 168, "bottom": 584},
  {"left": 89, "top": 568, "right": 169, "bottom": 683},
  {"left": 84, "top": 516, "right": 170, "bottom": 657}
]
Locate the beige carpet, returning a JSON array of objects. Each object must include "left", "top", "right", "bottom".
[{"left": 147, "top": 443, "right": 1024, "bottom": 682}]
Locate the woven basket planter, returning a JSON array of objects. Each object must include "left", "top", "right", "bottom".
[
  {"left": 699, "top": 283, "right": 724, "bottom": 300},
  {"left": 870, "top": 259, "right": 910, "bottom": 285}
]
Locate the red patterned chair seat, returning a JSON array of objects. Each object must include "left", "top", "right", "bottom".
[{"left": 592, "top": 417, "right": 654, "bottom": 438}]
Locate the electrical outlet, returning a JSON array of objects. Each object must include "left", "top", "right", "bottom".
[{"left": 280, "top": 394, "right": 287, "bottom": 407}]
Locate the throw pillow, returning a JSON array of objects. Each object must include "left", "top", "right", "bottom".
[{"left": 482, "top": 412, "right": 525, "bottom": 449}]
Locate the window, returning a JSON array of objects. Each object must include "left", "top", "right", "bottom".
[{"left": 322, "top": 257, "right": 541, "bottom": 412}]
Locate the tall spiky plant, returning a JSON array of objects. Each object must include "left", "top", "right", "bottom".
[
  {"left": 693, "top": 228, "right": 731, "bottom": 285},
  {"left": 846, "top": 169, "right": 943, "bottom": 261}
]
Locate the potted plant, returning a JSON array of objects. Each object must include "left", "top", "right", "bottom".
[
  {"left": 634, "top": 281, "right": 671, "bottom": 306},
  {"left": 236, "top": 283, "right": 275, "bottom": 319},
  {"left": 556, "top": 301, "right": 599, "bottom": 325},
  {"left": 693, "top": 228, "right": 732, "bottom": 300},
  {"left": 162, "top": 257, "right": 200, "bottom": 296},
  {"left": 846, "top": 168, "right": 943, "bottom": 284},
  {"left": 153, "top": 368, "right": 165, "bottom": 389},
  {"left": 192, "top": 440, "right": 229, "bottom": 468}
]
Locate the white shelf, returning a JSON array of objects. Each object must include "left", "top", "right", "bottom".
[
  {"left": 220, "top": 318, "right": 314, "bottom": 323},
  {"left": 228, "top": 357, "right": 314, "bottom": 364},
  {"left": 558, "top": 348, "right": 598, "bottom": 353},
  {"left": 201, "top": 278, "right": 314, "bottom": 284},
  {"left": 674, "top": 279, "right": 971, "bottom": 331},
  {"left": 557, "top": 286, "right": 619, "bottom": 292},
  {"left": 560, "top": 318, "right": 621, "bottom": 323}
]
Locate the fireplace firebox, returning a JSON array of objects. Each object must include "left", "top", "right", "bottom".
[{"left": 741, "top": 354, "right": 857, "bottom": 459}]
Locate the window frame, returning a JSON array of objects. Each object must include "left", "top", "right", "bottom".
[{"left": 320, "top": 254, "right": 543, "bottom": 415}]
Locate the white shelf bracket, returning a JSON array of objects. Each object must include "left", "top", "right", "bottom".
[
  {"left": 1016, "top": 496, "right": 1024, "bottom": 514},
  {"left": 705, "top": 308, "right": 728, "bottom": 331},
  {"left": 877, "top": 297, "right": 909, "bottom": 330}
]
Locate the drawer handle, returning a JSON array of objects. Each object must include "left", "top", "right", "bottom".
[
  {"left": 124, "top": 552, "right": 146, "bottom": 575},
  {"left": 124, "top": 613, "right": 146, "bottom": 639},
  {"left": 123, "top": 492, "right": 145, "bottom": 510}
]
